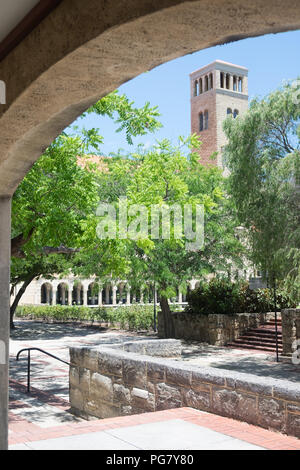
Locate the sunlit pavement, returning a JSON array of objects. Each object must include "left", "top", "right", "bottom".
[
  {"left": 9, "top": 320, "right": 300, "bottom": 450},
  {"left": 9, "top": 407, "right": 300, "bottom": 450}
]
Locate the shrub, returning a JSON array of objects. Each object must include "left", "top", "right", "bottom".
[
  {"left": 185, "top": 278, "right": 294, "bottom": 316},
  {"left": 186, "top": 279, "right": 240, "bottom": 316},
  {"left": 112, "top": 305, "right": 154, "bottom": 330},
  {"left": 15, "top": 304, "right": 155, "bottom": 331}
]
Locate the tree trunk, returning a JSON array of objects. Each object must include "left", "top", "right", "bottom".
[
  {"left": 10, "top": 277, "right": 35, "bottom": 329},
  {"left": 159, "top": 296, "right": 175, "bottom": 338}
]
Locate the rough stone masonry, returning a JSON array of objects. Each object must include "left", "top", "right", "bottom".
[{"left": 69, "top": 339, "right": 300, "bottom": 438}]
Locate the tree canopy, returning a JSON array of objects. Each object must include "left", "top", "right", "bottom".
[
  {"left": 10, "top": 91, "right": 162, "bottom": 327},
  {"left": 74, "top": 136, "right": 243, "bottom": 336},
  {"left": 223, "top": 80, "right": 300, "bottom": 302}
]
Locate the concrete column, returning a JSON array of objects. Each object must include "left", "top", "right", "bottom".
[
  {"left": 281, "top": 308, "right": 300, "bottom": 356},
  {"left": 68, "top": 287, "right": 73, "bottom": 306},
  {"left": 52, "top": 288, "right": 57, "bottom": 305},
  {"left": 0, "top": 197, "right": 11, "bottom": 450},
  {"left": 112, "top": 285, "right": 117, "bottom": 306},
  {"left": 83, "top": 287, "right": 88, "bottom": 307}
]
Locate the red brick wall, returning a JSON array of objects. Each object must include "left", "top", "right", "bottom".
[{"left": 191, "top": 89, "right": 218, "bottom": 166}]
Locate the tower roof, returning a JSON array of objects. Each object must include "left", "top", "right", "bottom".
[{"left": 190, "top": 60, "right": 248, "bottom": 78}]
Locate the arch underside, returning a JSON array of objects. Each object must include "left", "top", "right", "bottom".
[{"left": 0, "top": 0, "right": 299, "bottom": 196}]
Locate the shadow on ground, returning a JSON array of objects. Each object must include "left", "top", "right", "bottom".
[
  {"left": 10, "top": 321, "right": 108, "bottom": 341},
  {"left": 180, "top": 342, "right": 300, "bottom": 383}
]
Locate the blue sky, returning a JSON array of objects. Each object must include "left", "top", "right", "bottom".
[{"left": 68, "top": 30, "right": 300, "bottom": 156}]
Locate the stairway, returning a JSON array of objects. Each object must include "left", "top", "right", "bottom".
[{"left": 227, "top": 318, "right": 282, "bottom": 353}]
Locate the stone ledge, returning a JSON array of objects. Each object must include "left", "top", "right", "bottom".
[
  {"left": 109, "top": 338, "right": 182, "bottom": 357},
  {"left": 69, "top": 340, "right": 300, "bottom": 438}
]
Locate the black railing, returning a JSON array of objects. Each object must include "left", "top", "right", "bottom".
[{"left": 16, "top": 348, "right": 70, "bottom": 394}]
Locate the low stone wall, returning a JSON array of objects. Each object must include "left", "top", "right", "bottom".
[
  {"left": 282, "top": 309, "right": 300, "bottom": 356},
  {"left": 158, "top": 311, "right": 276, "bottom": 345},
  {"left": 69, "top": 339, "right": 300, "bottom": 438},
  {"left": 106, "top": 339, "right": 182, "bottom": 357}
]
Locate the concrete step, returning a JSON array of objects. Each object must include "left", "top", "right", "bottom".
[
  {"left": 226, "top": 317, "right": 284, "bottom": 353},
  {"left": 243, "top": 329, "right": 282, "bottom": 337},
  {"left": 264, "top": 322, "right": 282, "bottom": 328},
  {"left": 227, "top": 342, "right": 283, "bottom": 353},
  {"left": 247, "top": 328, "right": 282, "bottom": 337},
  {"left": 237, "top": 335, "right": 282, "bottom": 345},
  {"left": 231, "top": 341, "right": 282, "bottom": 351}
]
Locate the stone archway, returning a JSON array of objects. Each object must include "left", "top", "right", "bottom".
[
  {"left": 1, "top": 0, "right": 300, "bottom": 196},
  {"left": 87, "top": 282, "right": 99, "bottom": 306},
  {"left": 1, "top": 0, "right": 300, "bottom": 450},
  {"left": 72, "top": 282, "right": 84, "bottom": 306},
  {"left": 40, "top": 282, "right": 53, "bottom": 305},
  {"left": 56, "top": 282, "right": 69, "bottom": 305}
]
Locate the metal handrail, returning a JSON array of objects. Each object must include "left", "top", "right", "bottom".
[{"left": 16, "top": 348, "right": 70, "bottom": 394}]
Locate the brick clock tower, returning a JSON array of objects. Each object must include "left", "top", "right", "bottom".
[{"left": 190, "top": 60, "right": 248, "bottom": 168}]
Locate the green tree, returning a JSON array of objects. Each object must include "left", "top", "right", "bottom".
[
  {"left": 85, "top": 90, "right": 161, "bottom": 145},
  {"left": 10, "top": 133, "right": 99, "bottom": 327},
  {"left": 10, "top": 92, "right": 161, "bottom": 327},
  {"left": 76, "top": 137, "right": 243, "bottom": 336},
  {"left": 223, "top": 81, "right": 300, "bottom": 303}
]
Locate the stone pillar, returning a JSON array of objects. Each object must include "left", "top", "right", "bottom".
[
  {"left": 0, "top": 197, "right": 11, "bottom": 450},
  {"left": 52, "top": 288, "right": 57, "bottom": 305},
  {"left": 281, "top": 309, "right": 300, "bottom": 356},
  {"left": 83, "top": 287, "right": 88, "bottom": 307},
  {"left": 112, "top": 285, "right": 117, "bottom": 306},
  {"left": 215, "top": 69, "right": 221, "bottom": 89},
  {"left": 35, "top": 284, "right": 41, "bottom": 305},
  {"left": 68, "top": 287, "right": 73, "bottom": 306}
]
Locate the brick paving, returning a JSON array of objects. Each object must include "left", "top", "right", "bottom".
[
  {"left": 8, "top": 320, "right": 300, "bottom": 450},
  {"left": 9, "top": 407, "right": 300, "bottom": 450}
]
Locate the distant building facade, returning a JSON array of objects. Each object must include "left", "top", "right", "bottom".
[{"left": 12, "top": 277, "right": 201, "bottom": 307}]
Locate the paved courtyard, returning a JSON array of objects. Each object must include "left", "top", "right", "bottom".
[
  {"left": 8, "top": 320, "right": 300, "bottom": 450},
  {"left": 179, "top": 342, "right": 300, "bottom": 382}
]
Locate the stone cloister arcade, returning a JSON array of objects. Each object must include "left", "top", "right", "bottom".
[{"left": 20, "top": 278, "right": 200, "bottom": 307}]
